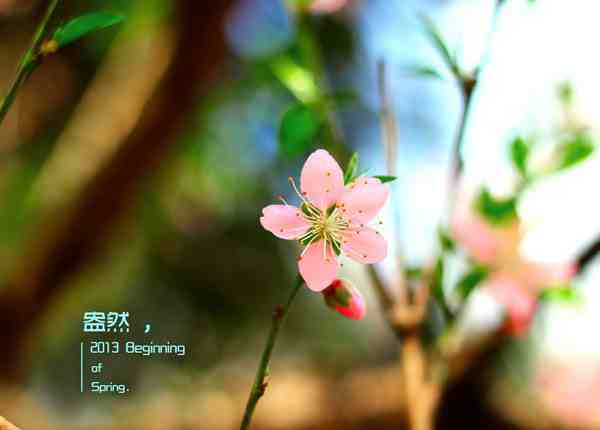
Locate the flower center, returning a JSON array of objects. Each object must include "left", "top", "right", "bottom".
[
  {"left": 298, "top": 203, "right": 349, "bottom": 253},
  {"left": 286, "top": 176, "right": 350, "bottom": 256}
]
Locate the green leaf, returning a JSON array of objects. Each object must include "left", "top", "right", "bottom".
[
  {"left": 456, "top": 266, "right": 489, "bottom": 299},
  {"left": 474, "top": 188, "right": 517, "bottom": 225},
  {"left": 556, "top": 134, "right": 595, "bottom": 171},
  {"left": 403, "top": 64, "right": 444, "bottom": 80},
  {"left": 438, "top": 227, "right": 455, "bottom": 252},
  {"left": 510, "top": 136, "right": 529, "bottom": 178},
  {"left": 279, "top": 103, "right": 321, "bottom": 158},
  {"left": 539, "top": 286, "right": 582, "bottom": 304},
  {"left": 419, "top": 14, "right": 459, "bottom": 76},
  {"left": 373, "top": 175, "right": 397, "bottom": 184},
  {"left": 344, "top": 152, "right": 359, "bottom": 185},
  {"left": 53, "top": 12, "right": 125, "bottom": 48}
]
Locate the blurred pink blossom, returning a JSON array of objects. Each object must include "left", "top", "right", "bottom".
[
  {"left": 536, "top": 362, "right": 600, "bottom": 428},
  {"left": 452, "top": 186, "right": 575, "bottom": 334},
  {"left": 260, "top": 149, "right": 389, "bottom": 291},
  {"left": 322, "top": 279, "right": 366, "bottom": 320}
]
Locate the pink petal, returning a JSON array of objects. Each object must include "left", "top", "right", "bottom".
[
  {"left": 450, "top": 186, "right": 521, "bottom": 265},
  {"left": 337, "top": 177, "right": 389, "bottom": 224},
  {"left": 522, "top": 262, "right": 576, "bottom": 291},
  {"left": 451, "top": 212, "right": 499, "bottom": 265},
  {"left": 485, "top": 273, "right": 537, "bottom": 336},
  {"left": 300, "top": 149, "right": 345, "bottom": 210},
  {"left": 322, "top": 279, "right": 366, "bottom": 320},
  {"left": 260, "top": 205, "right": 310, "bottom": 240},
  {"left": 298, "top": 240, "right": 339, "bottom": 292},
  {"left": 342, "top": 226, "right": 387, "bottom": 264}
]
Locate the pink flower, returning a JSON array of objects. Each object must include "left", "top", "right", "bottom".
[
  {"left": 260, "top": 149, "right": 389, "bottom": 291},
  {"left": 452, "top": 185, "right": 577, "bottom": 335},
  {"left": 322, "top": 279, "right": 366, "bottom": 320}
]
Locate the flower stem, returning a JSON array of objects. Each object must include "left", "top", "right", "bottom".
[
  {"left": 0, "top": 0, "right": 60, "bottom": 127},
  {"left": 239, "top": 275, "right": 304, "bottom": 430}
]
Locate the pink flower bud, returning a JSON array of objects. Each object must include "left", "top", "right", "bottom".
[{"left": 322, "top": 279, "right": 366, "bottom": 320}]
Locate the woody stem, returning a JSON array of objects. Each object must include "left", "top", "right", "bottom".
[{"left": 239, "top": 275, "right": 304, "bottom": 430}]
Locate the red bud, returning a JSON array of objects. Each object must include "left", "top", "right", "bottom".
[{"left": 322, "top": 279, "right": 366, "bottom": 320}]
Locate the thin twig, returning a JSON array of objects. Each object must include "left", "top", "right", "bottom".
[
  {"left": 240, "top": 276, "right": 304, "bottom": 430},
  {"left": 0, "top": 0, "right": 60, "bottom": 126},
  {"left": 576, "top": 236, "right": 600, "bottom": 274},
  {"left": 448, "top": 0, "right": 505, "bottom": 212},
  {"left": 377, "top": 60, "right": 409, "bottom": 304}
]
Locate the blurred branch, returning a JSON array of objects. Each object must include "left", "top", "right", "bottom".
[
  {"left": 376, "top": 60, "right": 408, "bottom": 304},
  {"left": 240, "top": 276, "right": 304, "bottom": 430},
  {"left": 0, "top": 417, "right": 20, "bottom": 430},
  {"left": 448, "top": 1, "right": 504, "bottom": 211},
  {"left": 0, "top": 0, "right": 60, "bottom": 126},
  {"left": 576, "top": 236, "right": 600, "bottom": 274}
]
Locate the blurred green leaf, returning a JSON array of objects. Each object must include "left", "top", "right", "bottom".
[
  {"left": 344, "top": 152, "right": 359, "bottom": 185},
  {"left": 373, "top": 175, "right": 397, "bottom": 184},
  {"left": 270, "top": 56, "right": 319, "bottom": 104},
  {"left": 279, "top": 103, "right": 321, "bottom": 157},
  {"left": 53, "top": 12, "right": 125, "bottom": 48},
  {"left": 404, "top": 64, "right": 444, "bottom": 80},
  {"left": 558, "top": 81, "right": 573, "bottom": 105},
  {"left": 419, "top": 14, "right": 459, "bottom": 76},
  {"left": 539, "top": 286, "right": 582, "bottom": 304},
  {"left": 438, "top": 227, "right": 455, "bottom": 252},
  {"left": 475, "top": 188, "right": 517, "bottom": 225},
  {"left": 456, "top": 266, "right": 489, "bottom": 299},
  {"left": 556, "top": 134, "right": 595, "bottom": 171},
  {"left": 510, "top": 136, "right": 529, "bottom": 178}
]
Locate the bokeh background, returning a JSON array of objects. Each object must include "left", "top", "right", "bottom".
[{"left": 1, "top": 0, "right": 600, "bottom": 428}]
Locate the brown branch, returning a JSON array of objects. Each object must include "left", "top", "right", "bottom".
[
  {"left": 0, "top": 417, "right": 20, "bottom": 430},
  {"left": 576, "top": 236, "right": 600, "bottom": 273}
]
